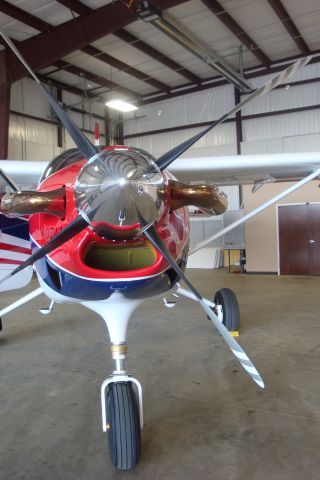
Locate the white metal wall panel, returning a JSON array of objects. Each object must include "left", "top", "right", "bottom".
[
  {"left": 242, "top": 82, "right": 320, "bottom": 116},
  {"left": 65, "top": 131, "right": 95, "bottom": 150},
  {"left": 8, "top": 114, "right": 58, "bottom": 160},
  {"left": 8, "top": 77, "right": 105, "bottom": 160},
  {"left": 11, "top": 79, "right": 51, "bottom": 119},
  {"left": 241, "top": 132, "right": 320, "bottom": 154},
  {"left": 248, "top": 62, "right": 320, "bottom": 89},
  {"left": 220, "top": 185, "right": 240, "bottom": 211},
  {"left": 124, "top": 84, "right": 234, "bottom": 136},
  {"left": 241, "top": 138, "right": 284, "bottom": 154},
  {"left": 243, "top": 110, "right": 320, "bottom": 142},
  {"left": 282, "top": 132, "right": 320, "bottom": 152},
  {"left": 179, "top": 143, "right": 238, "bottom": 157},
  {"left": 126, "top": 122, "right": 236, "bottom": 157},
  {"left": 9, "top": 114, "right": 56, "bottom": 145}
]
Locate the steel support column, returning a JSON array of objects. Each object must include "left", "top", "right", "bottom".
[
  {"left": 117, "top": 112, "right": 124, "bottom": 145},
  {"left": 56, "top": 87, "right": 63, "bottom": 149},
  {"left": 234, "top": 87, "right": 243, "bottom": 155},
  {"left": 0, "top": 53, "right": 10, "bottom": 159},
  {"left": 234, "top": 87, "right": 243, "bottom": 206},
  {"left": 104, "top": 106, "right": 110, "bottom": 146}
]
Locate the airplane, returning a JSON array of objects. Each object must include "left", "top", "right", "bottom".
[{"left": 0, "top": 30, "right": 316, "bottom": 470}]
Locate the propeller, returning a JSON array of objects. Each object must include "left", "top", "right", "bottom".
[
  {"left": 155, "top": 55, "right": 312, "bottom": 171},
  {"left": 0, "top": 29, "right": 308, "bottom": 388},
  {"left": 137, "top": 212, "right": 264, "bottom": 388},
  {"left": 0, "top": 168, "right": 20, "bottom": 193}
]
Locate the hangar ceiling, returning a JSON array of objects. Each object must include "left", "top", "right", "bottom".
[{"left": 0, "top": 0, "right": 319, "bottom": 106}]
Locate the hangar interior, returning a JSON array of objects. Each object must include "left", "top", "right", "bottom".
[{"left": 1, "top": 0, "right": 320, "bottom": 478}]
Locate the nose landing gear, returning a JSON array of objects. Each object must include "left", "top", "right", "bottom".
[{"left": 101, "top": 376, "right": 143, "bottom": 470}]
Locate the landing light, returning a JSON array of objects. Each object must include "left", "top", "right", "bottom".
[{"left": 105, "top": 99, "right": 138, "bottom": 112}]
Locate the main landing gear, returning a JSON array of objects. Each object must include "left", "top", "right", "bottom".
[
  {"left": 213, "top": 287, "right": 240, "bottom": 332},
  {"left": 176, "top": 285, "right": 240, "bottom": 333}
]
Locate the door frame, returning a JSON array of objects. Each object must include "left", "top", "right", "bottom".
[{"left": 276, "top": 201, "right": 320, "bottom": 275}]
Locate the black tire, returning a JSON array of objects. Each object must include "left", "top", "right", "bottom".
[
  {"left": 107, "top": 382, "right": 141, "bottom": 470},
  {"left": 214, "top": 288, "right": 240, "bottom": 331}
]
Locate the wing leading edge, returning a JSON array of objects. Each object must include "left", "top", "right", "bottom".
[
  {"left": 1, "top": 152, "right": 320, "bottom": 188},
  {"left": 169, "top": 152, "right": 320, "bottom": 185}
]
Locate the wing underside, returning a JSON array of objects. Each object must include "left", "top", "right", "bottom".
[{"left": 169, "top": 152, "right": 320, "bottom": 185}]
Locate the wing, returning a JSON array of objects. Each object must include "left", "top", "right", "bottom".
[
  {"left": 4, "top": 151, "right": 320, "bottom": 189},
  {"left": 169, "top": 152, "right": 320, "bottom": 185},
  {"left": 0, "top": 160, "right": 48, "bottom": 189}
]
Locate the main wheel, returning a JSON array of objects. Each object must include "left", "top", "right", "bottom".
[
  {"left": 107, "top": 381, "right": 141, "bottom": 470},
  {"left": 214, "top": 288, "right": 240, "bottom": 331}
]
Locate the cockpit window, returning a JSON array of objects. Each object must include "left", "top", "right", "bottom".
[{"left": 40, "top": 148, "right": 85, "bottom": 182}]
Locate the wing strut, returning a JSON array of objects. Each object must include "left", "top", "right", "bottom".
[
  {"left": 189, "top": 167, "right": 320, "bottom": 256},
  {"left": 136, "top": 209, "right": 264, "bottom": 388}
]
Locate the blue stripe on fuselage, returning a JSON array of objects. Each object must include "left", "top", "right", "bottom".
[{"left": 34, "top": 254, "right": 170, "bottom": 301}]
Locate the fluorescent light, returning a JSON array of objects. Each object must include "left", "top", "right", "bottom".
[{"left": 105, "top": 99, "right": 138, "bottom": 112}]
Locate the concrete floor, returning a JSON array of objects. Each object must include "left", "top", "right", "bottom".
[{"left": 1, "top": 269, "right": 320, "bottom": 479}]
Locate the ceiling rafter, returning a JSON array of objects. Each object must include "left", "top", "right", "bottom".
[
  {"left": 0, "top": 0, "right": 189, "bottom": 87},
  {"left": 37, "top": 73, "right": 98, "bottom": 99},
  {"left": 80, "top": 45, "right": 170, "bottom": 92},
  {"left": 0, "top": 0, "right": 51, "bottom": 32},
  {"left": 0, "top": 1, "right": 134, "bottom": 86},
  {"left": 114, "top": 29, "right": 202, "bottom": 85},
  {"left": 266, "top": 0, "right": 311, "bottom": 56},
  {"left": 0, "top": 0, "right": 102, "bottom": 100},
  {"left": 0, "top": 0, "right": 99, "bottom": 98},
  {"left": 200, "top": 0, "right": 271, "bottom": 67},
  {"left": 56, "top": 0, "right": 201, "bottom": 84},
  {"left": 0, "top": 0, "right": 169, "bottom": 95},
  {"left": 53, "top": 59, "right": 140, "bottom": 99},
  {"left": 140, "top": 3, "right": 252, "bottom": 92},
  {"left": 55, "top": 0, "right": 89, "bottom": 16}
]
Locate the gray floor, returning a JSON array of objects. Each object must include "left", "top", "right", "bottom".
[{"left": 1, "top": 269, "right": 320, "bottom": 480}]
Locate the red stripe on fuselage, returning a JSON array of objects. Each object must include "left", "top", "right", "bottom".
[
  {"left": 0, "top": 258, "right": 24, "bottom": 265},
  {"left": 0, "top": 243, "right": 31, "bottom": 255}
]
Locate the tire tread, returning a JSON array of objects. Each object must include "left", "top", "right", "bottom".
[{"left": 214, "top": 288, "right": 240, "bottom": 331}]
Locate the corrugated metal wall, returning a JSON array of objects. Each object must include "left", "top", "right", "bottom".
[
  {"left": 7, "top": 62, "right": 320, "bottom": 188},
  {"left": 8, "top": 78, "right": 104, "bottom": 161},
  {"left": 124, "top": 62, "right": 320, "bottom": 160}
]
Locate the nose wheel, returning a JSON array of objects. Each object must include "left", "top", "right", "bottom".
[{"left": 101, "top": 375, "right": 143, "bottom": 470}]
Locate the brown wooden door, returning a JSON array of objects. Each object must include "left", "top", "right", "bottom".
[
  {"left": 278, "top": 203, "right": 320, "bottom": 275},
  {"left": 308, "top": 204, "right": 320, "bottom": 275}
]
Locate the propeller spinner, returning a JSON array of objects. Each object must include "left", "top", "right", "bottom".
[{"left": 74, "top": 148, "right": 166, "bottom": 239}]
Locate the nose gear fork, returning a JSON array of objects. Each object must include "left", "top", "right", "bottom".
[
  {"left": 82, "top": 294, "right": 145, "bottom": 434},
  {"left": 101, "top": 373, "right": 144, "bottom": 432}
]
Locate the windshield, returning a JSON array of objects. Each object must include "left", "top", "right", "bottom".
[{"left": 39, "top": 148, "right": 86, "bottom": 183}]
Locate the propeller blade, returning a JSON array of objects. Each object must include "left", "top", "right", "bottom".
[
  {"left": 0, "top": 31, "right": 97, "bottom": 160},
  {"left": 141, "top": 220, "right": 264, "bottom": 388},
  {"left": 0, "top": 168, "right": 20, "bottom": 192},
  {"left": 155, "top": 55, "right": 312, "bottom": 171},
  {"left": 0, "top": 215, "right": 90, "bottom": 284}
]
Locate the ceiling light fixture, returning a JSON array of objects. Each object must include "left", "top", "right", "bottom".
[{"left": 105, "top": 99, "right": 138, "bottom": 112}]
